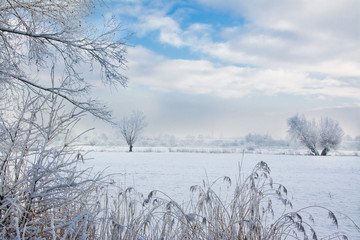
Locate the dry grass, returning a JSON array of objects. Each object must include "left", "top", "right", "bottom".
[{"left": 104, "top": 161, "right": 357, "bottom": 240}]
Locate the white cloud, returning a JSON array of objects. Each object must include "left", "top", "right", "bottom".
[
  {"left": 127, "top": 47, "right": 360, "bottom": 100},
  {"left": 113, "top": 1, "right": 360, "bottom": 102},
  {"left": 196, "top": 0, "right": 360, "bottom": 75},
  {"left": 123, "top": 0, "right": 359, "bottom": 79}
]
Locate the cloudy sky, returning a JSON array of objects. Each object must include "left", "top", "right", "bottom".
[{"left": 95, "top": 0, "right": 360, "bottom": 139}]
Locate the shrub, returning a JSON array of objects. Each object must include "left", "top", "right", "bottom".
[{"left": 0, "top": 90, "right": 111, "bottom": 239}]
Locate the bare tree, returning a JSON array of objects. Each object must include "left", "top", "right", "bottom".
[
  {"left": 119, "top": 111, "right": 147, "bottom": 152},
  {"left": 0, "top": 0, "right": 128, "bottom": 121},
  {"left": 287, "top": 114, "right": 344, "bottom": 156},
  {"left": 1, "top": 0, "right": 129, "bottom": 238},
  {"left": 319, "top": 117, "right": 344, "bottom": 155},
  {"left": 287, "top": 114, "right": 319, "bottom": 155}
]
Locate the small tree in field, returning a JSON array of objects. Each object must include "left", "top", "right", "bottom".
[
  {"left": 287, "top": 114, "right": 344, "bottom": 156},
  {"left": 119, "top": 111, "right": 147, "bottom": 152}
]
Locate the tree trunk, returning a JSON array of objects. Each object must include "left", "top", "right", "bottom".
[
  {"left": 321, "top": 147, "right": 329, "bottom": 156},
  {"left": 129, "top": 145, "right": 133, "bottom": 152},
  {"left": 310, "top": 147, "right": 319, "bottom": 155}
]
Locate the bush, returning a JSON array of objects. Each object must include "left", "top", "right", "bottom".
[{"left": 0, "top": 91, "right": 111, "bottom": 239}]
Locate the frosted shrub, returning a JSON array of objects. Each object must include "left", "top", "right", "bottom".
[{"left": 0, "top": 90, "right": 109, "bottom": 239}]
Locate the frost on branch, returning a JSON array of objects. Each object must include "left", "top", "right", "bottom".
[
  {"left": 0, "top": 0, "right": 128, "bottom": 122},
  {"left": 0, "top": 0, "right": 129, "bottom": 238},
  {"left": 0, "top": 89, "right": 110, "bottom": 239}
]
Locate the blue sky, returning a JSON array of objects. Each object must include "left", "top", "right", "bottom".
[{"left": 94, "top": 0, "right": 360, "bottom": 138}]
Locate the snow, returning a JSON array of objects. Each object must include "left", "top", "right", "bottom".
[{"left": 84, "top": 152, "right": 360, "bottom": 238}]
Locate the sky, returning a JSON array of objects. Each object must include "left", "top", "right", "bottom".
[{"left": 93, "top": 0, "right": 360, "bottom": 139}]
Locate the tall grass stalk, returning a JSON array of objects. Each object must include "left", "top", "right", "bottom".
[{"left": 105, "top": 161, "right": 357, "bottom": 239}]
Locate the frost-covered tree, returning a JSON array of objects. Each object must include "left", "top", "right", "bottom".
[
  {"left": 0, "top": 0, "right": 127, "bottom": 121},
  {"left": 119, "top": 111, "right": 147, "bottom": 152},
  {"left": 287, "top": 114, "right": 319, "bottom": 155},
  {"left": 287, "top": 114, "right": 344, "bottom": 156},
  {"left": 1, "top": 0, "right": 128, "bottom": 238},
  {"left": 319, "top": 117, "right": 344, "bottom": 155}
]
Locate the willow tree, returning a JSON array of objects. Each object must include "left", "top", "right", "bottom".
[
  {"left": 287, "top": 114, "right": 343, "bottom": 156},
  {"left": 120, "top": 111, "right": 147, "bottom": 152},
  {"left": 0, "top": 0, "right": 128, "bottom": 238}
]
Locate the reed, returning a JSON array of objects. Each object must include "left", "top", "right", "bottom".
[{"left": 102, "top": 161, "right": 357, "bottom": 239}]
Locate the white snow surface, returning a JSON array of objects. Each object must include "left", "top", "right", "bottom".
[{"left": 84, "top": 152, "right": 360, "bottom": 238}]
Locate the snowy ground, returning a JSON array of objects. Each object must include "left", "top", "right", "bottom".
[{"left": 84, "top": 152, "right": 360, "bottom": 238}]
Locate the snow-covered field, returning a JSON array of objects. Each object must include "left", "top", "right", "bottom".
[{"left": 85, "top": 152, "right": 360, "bottom": 238}]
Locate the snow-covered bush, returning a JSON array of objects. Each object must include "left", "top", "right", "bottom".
[{"left": 0, "top": 90, "right": 110, "bottom": 238}]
